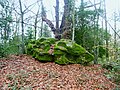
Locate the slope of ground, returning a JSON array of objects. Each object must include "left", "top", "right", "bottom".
[{"left": 0, "top": 55, "right": 116, "bottom": 90}]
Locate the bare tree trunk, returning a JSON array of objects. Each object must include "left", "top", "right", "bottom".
[
  {"left": 104, "top": 0, "right": 109, "bottom": 61},
  {"left": 96, "top": 14, "right": 100, "bottom": 64},
  {"left": 114, "top": 12, "right": 117, "bottom": 60},
  {"left": 34, "top": 9, "right": 39, "bottom": 39},
  {"left": 4, "top": 8, "right": 8, "bottom": 44},
  {"left": 4, "top": 24, "right": 7, "bottom": 44},
  {"left": 72, "top": 0, "right": 75, "bottom": 41},
  {"left": 19, "top": 0, "right": 25, "bottom": 54},
  {"left": 55, "top": 0, "right": 59, "bottom": 34},
  {"left": 93, "top": 11, "right": 97, "bottom": 64},
  {"left": 0, "top": 30, "right": 3, "bottom": 43},
  {"left": 94, "top": 0, "right": 101, "bottom": 64},
  {"left": 81, "top": 0, "right": 84, "bottom": 27},
  {"left": 40, "top": 19, "right": 43, "bottom": 37}
]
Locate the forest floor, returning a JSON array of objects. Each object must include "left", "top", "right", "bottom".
[{"left": 0, "top": 54, "right": 118, "bottom": 90}]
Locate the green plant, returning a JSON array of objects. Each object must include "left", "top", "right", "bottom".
[
  {"left": 0, "top": 44, "right": 6, "bottom": 58},
  {"left": 103, "top": 61, "right": 120, "bottom": 86}
]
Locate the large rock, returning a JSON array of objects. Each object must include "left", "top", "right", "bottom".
[{"left": 26, "top": 38, "right": 94, "bottom": 65}]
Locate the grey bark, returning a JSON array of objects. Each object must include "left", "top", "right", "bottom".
[
  {"left": 114, "top": 12, "right": 117, "bottom": 60},
  {"left": 42, "top": 0, "right": 72, "bottom": 39},
  {"left": 55, "top": 0, "right": 59, "bottom": 34},
  {"left": 34, "top": 9, "right": 39, "bottom": 39},
  {"left": 19, "top": 0, "right": 25, "bottom": 54},
  {"left": 104, "top": 0, "right": 109, "bottom": 61}
]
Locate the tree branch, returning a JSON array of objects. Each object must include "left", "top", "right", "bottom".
[{"left": 42, "top": 17, "right": 56, "bottom": 35}]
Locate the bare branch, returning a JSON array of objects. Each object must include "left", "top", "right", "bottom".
[
  {"left": 84, "top": 2, "right": 101, "bottom": 8},
  {"left": 23, "top": 1, "right": 39, "bottom": 14},
  {"left": 89, "top": 0, "right": 120, "bottom": 39},
  {"left": 42, "top": 17, "right": 56, "bottom": 35}
]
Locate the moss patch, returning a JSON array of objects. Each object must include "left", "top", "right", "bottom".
[{"left": 55, "top": 55, "right": 70, "bottom": 65}]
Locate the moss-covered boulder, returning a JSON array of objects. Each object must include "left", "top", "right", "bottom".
[{"left": 26, "top": 38, "right": 94, "bottom": 65}]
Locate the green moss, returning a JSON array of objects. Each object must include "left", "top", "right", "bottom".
[
  {"left": 36, "top": 54, "right": 53, "bottom": 62},
  {"left": 54, "top": 50, "right": 66, "bottom": 55},
  {"left": 27, "top": 43, "right": 35, "bottom": 49},
  {"left": 76, "top": 56, "right": 87, "bottom": 64},
  {"left": 56, "top": 41, "right": 67, "bottom": 47},
  {"left": 84, "top": 52, "right": 94, "bottom": 62},
  {"left": 47, "top": 38, "right": 56, "bottom": 44},
  {"left": 32, "top": 47, "right": 53, "bottom": 62},
  {"left": 54, "top": 46, "right": 67, "bottom": 52},
  {"left": 41, "top": 41, "right": 51, "bottom": 51},
  {"left": 26, "top": 44, "right": 36, "bottom": 54},
  {"left": 35, "top": 40, "right": 41, "bottom": 45},
  {"left": 55, "top": 55, "right": 70, "bottom": 65},
  {"left": 67, "top": 43, "right": 86, "bottom": 56},
  {"left": 38, "top": 38, "right": 46, "bottom": 42},
  {"left": 41, "top": 41, "right": 51, "bottom": 45},
  {"left": 76, "top": 54, "right": 94, "bottom": 65},
  {"left": 60, "top": 39, "right": 71, "bottom": 42},
  {"left": 35, "top": 38, "right": 46, "bottom": 47},
  {"left": 32, "top": 51, "right": 36, "bottom": 58},
  {"left": 54, "top": 40, "right": 68, "bottom": 54},
  {"left": 65, "top": 54, "right": 77, "bottom": 63},
  {"left": 33, "top": 48, "right": 40, "bottom": 53},
  {"left": 29, "top": 39, "right": 36, "bottom": 44}
]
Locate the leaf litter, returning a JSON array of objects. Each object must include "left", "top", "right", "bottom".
[{"left": 0, "top": 55, "right": 117, "bottom": 90}]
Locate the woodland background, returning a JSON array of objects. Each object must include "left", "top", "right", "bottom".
[{"left": 0, "top": 0, "right": 120, "bottom": 89}]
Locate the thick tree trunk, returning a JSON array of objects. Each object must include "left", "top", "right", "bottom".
[
  {"left": 42, "top": 0, "right": 72, "bottom": 40},
  {"left": 55, "top": 0, "right": 59, "bottom": 34},
  {"left": 60, "top": 0, "right": 72, "bottom": 39}
]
